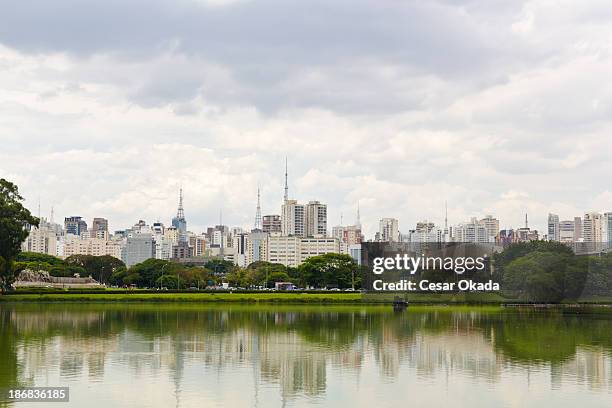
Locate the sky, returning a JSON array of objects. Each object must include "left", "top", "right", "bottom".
[{"left": 1, "top": 0, "right": 612, "bottom": 238}]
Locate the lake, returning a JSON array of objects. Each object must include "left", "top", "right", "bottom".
[{"left": 1, "top": 303, "right": 611, "bottom": 407}]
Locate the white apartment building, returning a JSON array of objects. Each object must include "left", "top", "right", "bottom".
[
  {"left": 454, "top": 218, "right": 490, "bottom": 243},
  {"left": 583, "top": 212, "right": 603, "bottom": 243},
  {"left": 164, "top": 226, "right": 180, "bottom": 245},
  {"left": 154, "top": 236, "right": 174, "bottom": 260},
  {"left": 479, "top": 215, "right": 500, "bottom": 242},
  {"left": 378, "top": 218, "right": 400, "bottom": 242},
  {"left": 63, "top": 237, "right": 122, "bottom": 260},
  {"left": 281, "top": 200, "right": 305, "bottom": 236},
  {"left": 267, "top": 234, "right": 300, "bottom": 267},
  {"left": 305, "top": 201, "right": 327, "bottom": 237},
  {"left": 299, "top": 237, "right": 339, "bottom": 262},
  {"left": 267, "top": 233, "right": 340, "bottom": 267},
  {"left": 21, "top": 218, "right": 59, "bottom": 256}
]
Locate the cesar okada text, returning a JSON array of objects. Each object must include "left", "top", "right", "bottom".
[{"left": 370, "top": 254, "right": 499, "bottom": 292}]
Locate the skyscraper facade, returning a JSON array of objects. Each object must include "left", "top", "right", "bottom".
[
  {"left": 547, "top": 213, "right": 560, "bottom": 241},
  {"left": 281, "top": 200, "right": 305, "bottom": 236},
  {"left": 263, "top": 215, "right": 281, "bottom": 234},
  {"left": 64, "top": 216, "right": 87, "bottom": 236},
  {"left": 305, "top": 201, "right": 327, "bottom": 237}
]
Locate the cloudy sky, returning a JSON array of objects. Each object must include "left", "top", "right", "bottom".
[{"left": 1, "top": 0, "right": 612, "bottom": 237}]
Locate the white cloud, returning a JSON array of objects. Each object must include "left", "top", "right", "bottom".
[{"left": 1, "top": 0, "right": 612, "bottom": 238}]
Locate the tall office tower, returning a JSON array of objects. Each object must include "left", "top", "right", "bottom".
[
  {"left": 92, "top": 218, "right": 109, "bottom": 240},
  {"left": 123, "top": 234, "right": 155, "bottom": 267},
  {"left": 547, "top": 213, "right": 560, "bottom": 241},
  {"left": 281, "top": 200, "right": 305, "bottom": 236},
  {"left": 378, "top": 218, "right": 399, "bottom": 242},
  {"left": 582, "top": 212, "right": 603, "bottom": 243},
  {"left": 262, "top": 215, "right": 282, "bottom": 234},
  {"left": 247, "top": 231, "right": 268, "bottom": 265},
  {"left": 479, "top": 215, "right": 500, "bottom": 242},
  {"left": 604, "top": 212, "right": 612, "bottom": 248},
  {"left": 64, "top": 216, "right": 87, "bottom": 237},
  {"left": 559, "top": 220, "right": 575, "bottom": 243},
  {"left": 574, "top": 217, "right": 583, "bottom": 241},
  {"left": 171, "top": 188, "right": 187, "bottom": 243},
  {"left": 305, "top": 201, "right": 327, "bottom": 237}
]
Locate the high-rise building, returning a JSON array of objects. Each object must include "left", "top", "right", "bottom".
[
  {"left": 478, "top": 215, "right": 500, "bottom": 242},
  {"left": 63, "top": 237, "right": 122, "bottom": 260},
  {"left": 263, "top": 215, "right": 281, "bottom": 234},
  {"left": 559, "top": 220, "right": 575, "bottom": 243},
  {"left": 377, "top": 218, "right": 399, "bottom": 242},
  {"left": 281, "top": 200, "right": 305, "bottom": 236},
  {"left": 123, "top": 234, "right": 154, "bottom": 267},
  {"left": 605, "top": 212, "right": 612, "bottom": 248},
  {"left": 574, "top": 217, "right": 583, "bottom": 241},
  {"left": 64, "top": 216, "right": 87, "bottom": 236},
  {"left": 21, "top": 218, "right": 58, "bottom": 256},
  {"left": 233, "top": 232, "right": 249, "bottom": 267},
  {"left": 454, "top": 218, "right": 490, "bottom": 243},
  {"left": 189, "top": 234, "right": 206, "bottom": 257},
  {"left": 171, "top": 188, "right": 187, "bottom": 243},
  {"left": 267, "top": 233, "right": 340, "bottom": 267},
  {"left": 583, "top": 212, "right": 603, "bottom": 243},
  {"left": 305, "top": 201, "right": 327, "bottom": 237},
  {"left": 332, "top": 225, "right": 363, "bottom": 253},
  {"left": 247, "top": 231, "right": 268, "bottom": 266},
  {"left": 267, "top": 234, "right": 300, "bottom": 267},
  {"left": 92, "top": 217, "right": 109, "bottom": 240},
  {"left": 547, "top": 213, "right": 560, "bottom": 241}
]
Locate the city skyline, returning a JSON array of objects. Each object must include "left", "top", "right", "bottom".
[{"left": 20, "top": 178, "right": 612, "bottom": 241}]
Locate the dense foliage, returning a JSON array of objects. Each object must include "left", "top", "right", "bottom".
[
  {"left": 15, "top": 252, "right": 126, "bottom": 283},
  {"left": 109, "top": 258, "right": 219, "bottom": 289},
  {"left": 495, "top": 241, "right": 612, "bottom": 302},
  {"left": 0, "top": 179, "right": 39, "bottom": 290}
]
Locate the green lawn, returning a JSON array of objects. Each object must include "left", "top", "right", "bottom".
[{"left": 0, "top": 291, "right": 515, "bottom": 304}]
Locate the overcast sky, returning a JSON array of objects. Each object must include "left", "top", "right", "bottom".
[{"left": 1, "top": 0, "right": 611, "bottom": 237}]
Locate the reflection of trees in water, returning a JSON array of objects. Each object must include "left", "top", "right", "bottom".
[
  {"left": 1, "top": 304, "right": 612, "bottom": 401},
  {"left": 0, "top": 308, "right": 21, "bottom": 408}
]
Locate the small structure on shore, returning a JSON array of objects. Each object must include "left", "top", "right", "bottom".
[
  {"left": 13, "top": 269, "right": 103, "bottom": 289},
  {"left": 393, "top": 296, "right": 408, "bottom": 311},
  {"left": 275, "top": 282, "right": 296, "bottom": 291}
]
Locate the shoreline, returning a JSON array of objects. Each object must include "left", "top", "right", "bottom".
[{"left": 2, "top": 291, "right": 612, "bottom": 305}]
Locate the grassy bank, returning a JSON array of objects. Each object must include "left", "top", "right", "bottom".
[{"left": 0, "top": 290, "right": 515, "bottom": 304}]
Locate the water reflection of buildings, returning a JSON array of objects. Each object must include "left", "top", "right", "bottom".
[
  {"left": 5, "top": 308, "right": 612, "bottom": 404},
  {"left": 551, "top": 347, "right": 612, "bottom": 391}
]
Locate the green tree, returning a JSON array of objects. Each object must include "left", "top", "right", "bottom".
[
  {"left": 204, "top": 259, "right": 234, "bottom": 275},
  {"left": 297, "top": 253, "right": 359, "bottom": 289},
  {"left": 65, "top": 254, "right": 126, "bottom": 283},
  {"left": 0, "top": 179, "right": 39, "bottom": 290},
  {"left": 126, "top": 259, "right": 173, "bottom": 288}
]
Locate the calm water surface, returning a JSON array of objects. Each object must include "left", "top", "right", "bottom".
[{"left": 1, "top": 303, "right": 611, "bottom": 407}]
